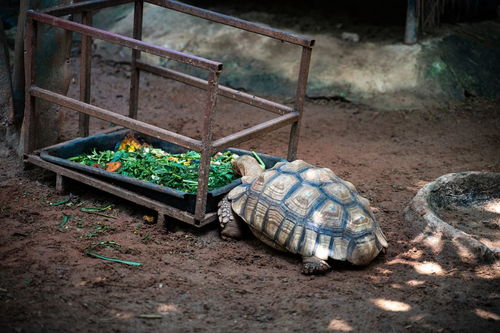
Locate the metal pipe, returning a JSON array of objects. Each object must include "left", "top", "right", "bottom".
[
  {"left": 194, "top": 70, "right": 220, "bottom": 222},
  {"left": 136, "top": 60, "right": 293, "bottom": 115},
  {"left": 41, "top": 0, "right": 134, "bottom": 16},
  {"left": 211, "top": 111, "right": 299, "bottom": 154},
  {"left": 147, "top": 0, "right": 314, "bottom": 47},
  {"left": 79, "top": 11, "right": 92, "bottom": 137},
  {"left": 30, "top": 86, "right": 203, "bottom": 151},
  {"left": 27, "top": 10, "right": 223, "bottom": 72},
  {"left": 287, "top": 46, "right": 312, "bottom": 161},
  {"left": 129, "top": 0, "right": 143, "bottom": 119}
]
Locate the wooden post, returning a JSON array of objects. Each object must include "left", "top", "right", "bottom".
[
  {"left": 55, "top": 173, "right": 67, "bottom": 193},
  {"left": 21, "top": 17, "right": 36, "bottom": 155},
  {"left": 157, "top": 211, "right": 166, "bottom": 225},
  {"left": 405, "top": 0, "right": 419, "bottom": 44}
]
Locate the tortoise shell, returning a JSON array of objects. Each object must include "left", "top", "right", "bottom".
[{"left": 228, "top": 160, "right": 388, "bottom": 265}]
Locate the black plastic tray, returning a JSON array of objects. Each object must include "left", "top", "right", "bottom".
[{"left": 40, "top": 129, "right": 285, "bottom": 214}]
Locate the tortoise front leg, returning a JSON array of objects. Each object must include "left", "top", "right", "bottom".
[
  {"left": 217, "top": 196, "right": 245, "bottom": 240},
  {"left": 302, "top": 256, "right": 331, "bottom": 275}
]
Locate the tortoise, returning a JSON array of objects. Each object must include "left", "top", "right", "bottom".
[{"left": 218, "top": 155, "right": 388, "bottom": 274}]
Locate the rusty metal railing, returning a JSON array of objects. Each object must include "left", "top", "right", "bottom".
[{"left": 23, "top": 0, "right": 314, "bottom": 226}]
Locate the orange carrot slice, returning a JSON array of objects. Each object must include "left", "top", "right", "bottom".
[{"left": 106, "top": 161, "right": 122, "bottom": 172}]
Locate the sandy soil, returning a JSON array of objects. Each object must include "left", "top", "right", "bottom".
[{"left": 1, "top": 59, "right": 499, "bottom": 332}]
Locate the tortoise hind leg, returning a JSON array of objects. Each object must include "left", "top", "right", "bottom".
[
  {"left": 218, "top": 196, "right": 245, "bottom": 240},
  {"left": 302, "top": 256, "right": 331, "bottom": 275}
]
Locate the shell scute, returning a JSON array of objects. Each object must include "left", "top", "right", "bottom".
[
  {"left": 283, "top": 183, "right": 322, "bottom": 218},
  {"left": 279, "top": 159, "right": 311, "bottom": 173},
  {"left": 243, "top": 195, "right": 258, "bottom": 223},
  {"left": 287, "top": 225, "right": 304, "bottom": 254},
  {"left": 262, "top": 173, "right": 299, "bottom": 202},
  {"left": 263, "top": 207, "right": 285, "bottom": 239},
  {"left": 301, "top": 229, "right": 318, "bottom": 257},
  {"left": 275, "top": 218, "right": 295, "bottom": 245},
  {"left": 322, "top": 182, "right": 355, "bottom": 204},
  {"left": 312, "top": 200, "right": 343, "bottom": 229},
  {"left": 332, "top": 237, "right": 349, "bottom": 261},
  {"left": 301, "top": 167, "right": 335, "bottom": 185},
  {"left": 347, "top": 234, "right": 380, "bottom": 265},
  {"left": 251, "top": 201, "right": 269, "bottom": 232},
  {"left": 345, "top": 206, "right": 373, "bottom": 235},
  {"left": 251, "top": 169, "right": 277, "bottom": 193},
  {"left": 314, "top": 234, "right": 332, "bottom": 260}
]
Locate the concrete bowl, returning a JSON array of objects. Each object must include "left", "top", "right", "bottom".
[{"left": 405, "top": 172, "right": 500, "bottom": 264}]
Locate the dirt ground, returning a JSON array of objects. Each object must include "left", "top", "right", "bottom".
[{"left": 1, "top": 58, "right": 499, "bottom": 332}]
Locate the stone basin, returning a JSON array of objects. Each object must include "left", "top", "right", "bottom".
[{"left": 405, "top": 172, "right": 500, "bottom": 263}]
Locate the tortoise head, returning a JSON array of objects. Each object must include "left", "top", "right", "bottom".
[{"left": 232, "top": 155, "right": 264, "bottom": 180}]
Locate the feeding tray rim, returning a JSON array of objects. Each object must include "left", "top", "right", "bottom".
[{"left": 39, "top": 129, "right": 285, "bottom": 212}]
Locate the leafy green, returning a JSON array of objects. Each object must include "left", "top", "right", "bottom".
[{"left": 68, "top": 147, "right": 238, "bottom": 193}]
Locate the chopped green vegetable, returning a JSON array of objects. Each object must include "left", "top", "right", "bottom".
[
  {"left": 97, "top": 213, "right": 115, "bottom": 219},
  {"left": 80, "top": 205, "right": 113, "bottom": 212},
  {"left": 82, "top": 211, "right": 116, "bottom": 219},
  {"left": 49, "top": 198, "right": 70, "bottom": 206},
  {"left": 68, "top": 145, "right": 239, "bottom": 193},
  {"left": 252, "top": 151, "right": 266, "bottom": 170},
  {"left": 79, "top": 205, "right": 115, "bottom": 218},
  {"left": 57, "top": 214, "right": 72, "bottom": 232},
  {"left": 85, "top": 241, "right": 142, "bottom": 266},
  {"left": 87, "top": 252, "right": 142, "bottom": 266},
  {"left": 137, "top": 314, "right": 162, "bottom": 319},
  {"left": 58, "top": 215, "right": 71, "bottom": 227}
]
